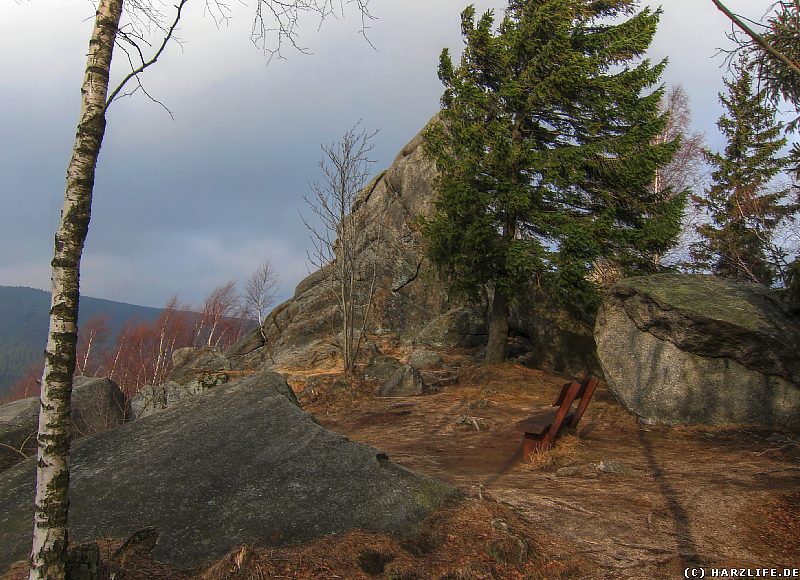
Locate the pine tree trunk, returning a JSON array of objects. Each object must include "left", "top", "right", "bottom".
[
  {"left": 485, "top": 288, "right": 509, "bottom": 364},
  {"left": 29, "top": 2, "right": 123, "bottom": 578}
]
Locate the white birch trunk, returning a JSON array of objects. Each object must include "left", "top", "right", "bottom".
[{"left": 29, "top": 1, "right": 123, "bottom": 577}]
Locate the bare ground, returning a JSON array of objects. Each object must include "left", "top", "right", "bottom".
[
  {"left": 3, "top": 353, "right": 798, "bottom": 579},
  {"left": 302, "top": 355, "right": 800, "bottom": 578}
]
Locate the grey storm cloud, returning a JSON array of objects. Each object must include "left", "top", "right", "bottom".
[{"left": 0, "top": 0, "right": 784, "bottom": 307}]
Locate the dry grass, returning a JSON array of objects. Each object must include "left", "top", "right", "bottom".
[
  {"left": 584, "top": 399, "right": 640, "bottom": 431},
  {"left": 197, "top": 498, "right": 589, "bottom": 580},
  {"left": 744, "top": 491, "right": 800, "bottom": 564},
  {"left": 457, "top": 363, "right": 573, "bottom": 411},
  {"left": 0, "top": 500, "right": 591, "bottom": 580},
  {"left": 522, "top": 434, "right": 583, "bottom": 471}
]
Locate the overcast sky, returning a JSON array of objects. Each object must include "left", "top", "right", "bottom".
[{"left": 0, "top": 0, "right": 789, "bottom": 308}]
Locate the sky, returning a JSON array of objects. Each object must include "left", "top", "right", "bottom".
[{"left": 0, "top": 0, "right": 789, "bottom": 308}]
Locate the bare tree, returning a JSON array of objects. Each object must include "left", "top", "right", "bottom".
[
  {"left": 244, "top": 260, "right": 280, "bottom": 341},
  {"left": 74, "top": 315, "right": 111, "bottom": 377},
  {"left": 652, "top": 85, "right": 709, "bottom": 268},
  {"left": 28, "top": 1, "right": 374, "bottom": 576},
  {"left": 192, "top": 281, "right": 242, "bottom": 348},
  {"left": 302, "top": 123, "right": 380, "bottom": 374},
  {"left": 652, "top": 86, "right": 708, "bottom": 199}
]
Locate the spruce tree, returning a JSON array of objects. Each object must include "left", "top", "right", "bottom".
[
  {"left": 691, "top": 56, "right": 797, "bottom": 286},
  {"left": 422, "top": 0, "right": 684, "bottom": 363}
]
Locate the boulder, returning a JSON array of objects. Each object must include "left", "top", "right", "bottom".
[
  {"left": 171, "top": 346, "right": 198, "bottom": 369},
  {"left": 70, "top": 376, "right": 128, "bottom": 435},
  {"left": 129, "top": 381, "right": 197, "bottom": 420},
  {"left": 363, "top": 355, "right": 402, "bottom": 382},
  {"left": 413, "top": 307, "right": 488, "bottom": 348},
  {"left": 0, "top": 371, "right": 455, "bottom": 571},
  {"left": 167, "top": 346, "right": 231, "bottom": 386},
  {"left": 508, "top": 295, "right": 603, "bottom": 378},
  {"left": 408, "top": 349, "right": 443, "bottom": 370},
  {"left": 379, "top": 365, "right": 427, "bottom": 397},
  {"left": 595, "top": 274, "right": 800, "bottom": 429},
  {"left": 0, "top": 376, "right": 126, "bottom": 471}
]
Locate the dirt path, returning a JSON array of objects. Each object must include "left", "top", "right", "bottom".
[{"left": 307, "top": 363, "right": 800, "bottom": 578}]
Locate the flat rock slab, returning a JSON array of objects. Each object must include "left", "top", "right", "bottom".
[{"left": 0, "top": 371, "right": 457, "bottom": 572}]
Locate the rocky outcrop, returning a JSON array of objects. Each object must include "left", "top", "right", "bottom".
[
  {"left": 228, "top": 119, "right": 452, "bottom": 372},
  {"left": 414, "top": 307, "right": 488, "bottom": 348},
  {"left": 509, "top": 296, "right": 603, "bottom": 379},
  {"left": 127, "top": 347, "right": 234, "bottom": 419},
  {"left": 363, "top": 355, "right": 402, "bottom": 382},
  {"left": 0, "top": 376, "right": 126, "bottom": 471},
  {"left": 595, "top": 274, "right": 800, "bottom": 429},
  {"left": 129, "top": 378, "right": 218, "bottom": 420},
  {"left": 0, "top": 371, "right": 456, "bottom": 571}
]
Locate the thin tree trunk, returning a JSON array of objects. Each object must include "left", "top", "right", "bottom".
[
  {"left": 485, "top": 288, "right": 509, "bottom": 364},
  {"left": 29, "top": 1, "right": 123, "bottom": 578}
]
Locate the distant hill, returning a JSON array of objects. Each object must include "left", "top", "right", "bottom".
[{"left": 0, "top": 286, "right": 163, "bottom": 397}]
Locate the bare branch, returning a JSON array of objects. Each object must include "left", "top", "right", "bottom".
[
  {"left": 251, "top": 0, "right": 374, "bottom": 62},
  {"left": 106, "top": 0, "right": 189, "bottom": 111}
]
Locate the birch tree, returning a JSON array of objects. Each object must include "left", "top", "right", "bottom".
[
  {"left": 302, "top": 123, "right": 381, "bottom": 374},
  {"left": 29, "top": 1, "right": 373, "bottom": 577},
  {"left": 244, "top": 260, "right": 279, "bottom": 341},
  {"left": 652, "top": 85, "right": 708, "bottom": 268}
]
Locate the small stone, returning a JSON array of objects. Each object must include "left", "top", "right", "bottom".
[
  {"left": 555, "top": 466, "right": 583, "bottom": 477},
  {"left": 591, "top": 460, "right": 631, "bottom": 474}
]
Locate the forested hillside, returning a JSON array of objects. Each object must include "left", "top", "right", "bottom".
[{"left": 0, "top": 286, "right": 162, "bottom": 397}]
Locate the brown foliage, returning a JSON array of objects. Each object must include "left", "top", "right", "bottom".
[
  {"left": 5, "top": 362, "right": 44, "bottom": 402},
  {"left": 63, "top": 286, "right": 248, "bottom": 401}
]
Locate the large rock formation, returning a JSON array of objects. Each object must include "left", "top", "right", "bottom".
[
  {"left": 227, "top": 119, "right": 451, "bottom": 371},
  {"left": 509, "top": 294, "right": 603, "bottom": 378},
  {"left": 0, "top": 371, "right": 456, "bottom": 571},
  {"left": 222, "top": 119, "right": 600, "bottom": 377},
  {"left": 0, "top": 376, "right": 126, "bottom": 471},
  {"left": 595, "top": 274, "right": 800, "bottom": 429}
]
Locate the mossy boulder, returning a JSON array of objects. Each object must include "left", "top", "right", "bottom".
[{"left": 595, "top": 274, "right": 800, "bottom": 429}]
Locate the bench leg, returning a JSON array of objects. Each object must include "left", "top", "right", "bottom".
[{"left": 523, "top": 432, "right": 553, "bottom": 458}]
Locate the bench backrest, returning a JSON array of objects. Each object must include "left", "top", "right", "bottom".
[{"left": 552, "top": 375, "right": 598, "bottom": 429}]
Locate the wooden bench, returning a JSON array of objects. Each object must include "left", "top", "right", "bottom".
[{"left": 519, "top": 376, "right": 598, "bottom": 458}]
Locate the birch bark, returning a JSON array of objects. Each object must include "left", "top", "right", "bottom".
[{"left": 29, "top": 1, "right": 123, "bottom": 577}]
